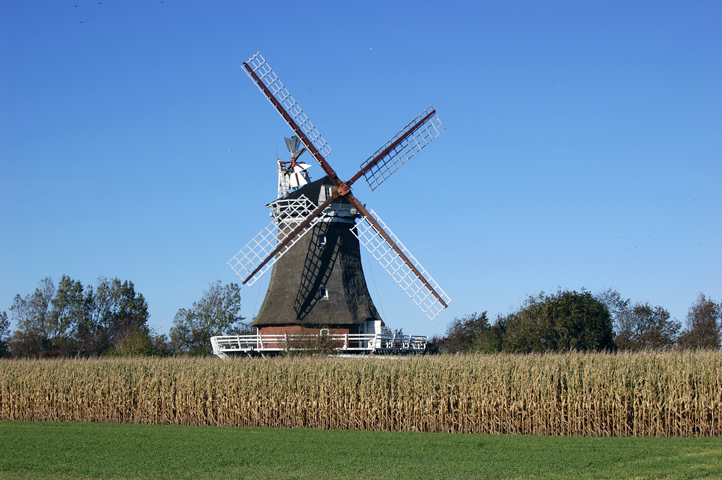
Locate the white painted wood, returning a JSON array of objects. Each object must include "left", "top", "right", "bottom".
[{"left": 210, "top": 332, "right": 428, "bottom": 358}]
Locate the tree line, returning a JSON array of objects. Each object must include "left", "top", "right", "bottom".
[
  {"left": 432, "top": 288, "right": 721, "bottom": 354},
  {"left": 0, "top": 276, "right": 248, "bottom": 358},
  {"left": 1, "top": 278, "right": 719, "bottom": 358}
]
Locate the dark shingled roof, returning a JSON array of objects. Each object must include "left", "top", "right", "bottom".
[{"left": 253, "top": 177, "right": 381, "bottom": 328}]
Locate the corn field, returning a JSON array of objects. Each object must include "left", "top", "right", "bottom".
[{"left": 1, "top": 351, "right": 720, "bottom": 436}]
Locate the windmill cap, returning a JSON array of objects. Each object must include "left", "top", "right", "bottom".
[{"left": 278, "top": 175, "right": 351, "bottom": 207}]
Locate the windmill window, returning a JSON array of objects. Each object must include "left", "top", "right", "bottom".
[
  {"left": 318, "top": 235, "right": 326, "bottom": 247},
  {"left": 319, "top": 287, "right": 329, "bottom": 300},
  {"left": 322, "top": 185, "right": 336, "bottom": 202}
]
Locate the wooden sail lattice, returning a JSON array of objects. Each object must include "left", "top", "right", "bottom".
[
  {"left": 359, "top": 106, "right": 445, "bottom": 191},
  {"left": 228, "top": 195, "right": 321, "bottom": 286},
  {"left": 351, "top": 209, "right": 451, "bottom": 320},
  {"left": 245, "top": 52, "right": 332, "bottom": 160}
]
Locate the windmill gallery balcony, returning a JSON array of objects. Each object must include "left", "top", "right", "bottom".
[{"left": 210, "top": 331, "right": 428, "bottom": 358}]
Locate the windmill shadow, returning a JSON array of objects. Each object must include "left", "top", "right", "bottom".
[{"left": 294, "top": 222, "right": 339, "bottom": 320}]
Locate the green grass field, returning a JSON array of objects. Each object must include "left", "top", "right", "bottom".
[{"left": 1, "top": 421, "right": 720, "bottom": 479}]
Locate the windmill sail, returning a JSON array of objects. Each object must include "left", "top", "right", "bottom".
[
  {"left": 358, "top": 106, "right": 445, "bottom": 191},
  {"left": 351, "top": 208, "right": 451, "bottom": 320},
  {"left": 244, "top": 53, "right": 332, "bottom": 161},
  {"left": 228, "top": 195, "right": 320, "bottom": 286}
]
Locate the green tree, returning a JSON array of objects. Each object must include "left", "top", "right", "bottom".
[
  {"left": 0, "top": 311, "right": 9, "bottom": 357},
  {"left": 8, "top": 277, "right": 57, "bottom": 357},
  {"left": 441, "top": 312, "right": 502, "bottom": 353},
  {"left": 88, "top": 277, "right": 152, "bottom": 356},
  {"left": 170, "top": 281, "right": 246, "bottom": 356},
  {"left": 483, "top": 316, "right": 507, "bottom": 353},
  {"left": 74, "top": 284, "right": 104, "bottom": 355},
  {"left": 595, "top": 288, "right": 630, "bottom": 324},
  {"left": 110, "top": 328, "right": 161, "bottom": 357},
  {"left": 596, "top": 289, "right": 681, "bottom": 351},
  {"left": 678, "top": 293, "right": 721, "bottom": 350},
  {"left": 7, "top": 276, "right": 154, "bottom": 357},
  {"left": 502, "top": 289, "right": 615, "bottom": 353},
  {"left": 48, "top": 275, "right": 88, "bottom": 356},
  {"left": 107, "top": 278, "right": 150, "bottom": 345},
  {"left": 613, "top": 302, "right": 680, "bottom": 351}
]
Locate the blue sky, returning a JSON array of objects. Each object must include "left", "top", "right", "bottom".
[{"left": 1, "top": 0, "right": 720, "bottom": 337}]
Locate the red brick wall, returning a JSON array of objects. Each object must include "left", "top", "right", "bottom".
[
  {"left": 257, "top": 326, "right": 354, "bottom": 349},
  {"left": 259, "top": 326, "right": 350, "bottom": 336}
]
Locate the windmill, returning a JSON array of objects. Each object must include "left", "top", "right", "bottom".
[{"left": 228, "top": 52, "right": 450, "bottom": 339}]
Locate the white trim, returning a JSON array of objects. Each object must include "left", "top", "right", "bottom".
[{"left": 211, "top": 332, "right": 428, "bottom": 357}]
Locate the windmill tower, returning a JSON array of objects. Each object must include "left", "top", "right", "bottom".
[{"left": 229, "top": 52, "right": 450, "bottom": 339}]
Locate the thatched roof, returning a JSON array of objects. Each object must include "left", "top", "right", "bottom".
[{"left": 252, "top": 178, "right": 381, "bottom": 328}]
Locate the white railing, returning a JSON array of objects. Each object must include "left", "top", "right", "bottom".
[{"left": 210, "top": 333, "right": 428, "bottom": 358}]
